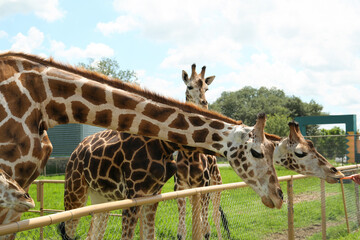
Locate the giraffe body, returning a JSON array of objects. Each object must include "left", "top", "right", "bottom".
[
  {"left": 0, "top": 52, "right": 283, "bottom": 234},
  {"left": 62, "top": 130, "right": 178, "bottom": 239}
]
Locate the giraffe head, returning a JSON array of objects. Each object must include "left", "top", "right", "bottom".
[
  {"left": 182, "top": 64, "right": 215, "bottom": 109},
  {"left": 228, "top": 113, "right": 283, "bottom": 209},
  {"left": 0, "top": 169, "right": 35, "bottom": 212},
  {"left": 274, "top": 121, "right": 344, "bottom": 183}
]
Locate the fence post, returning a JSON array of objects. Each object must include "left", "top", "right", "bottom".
[
  {"left": 192, "top": 193, "right": 202, "bottom": 240},
  {"left": 287, "top": 176, "right": 294, "bottom": 240},
  {"left": 36, "top": 181, "right": 44, "bottom": 240},
  {"left": 354, "top": 182, "right": 360, "bottom": 226},
  {"left": 340, "top": 179, "right": 350, "bottom": 233},
  {"left": 320, "top": 179, "right": 326, "bottom": 240}
]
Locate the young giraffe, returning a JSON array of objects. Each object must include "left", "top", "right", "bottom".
[
  {"left": 175, "top": 64, "right": 225, "bottom": 240},
  {"left": 0, "top": 169, "right": 35, "bottom": 212},
  {"left": 0, "top": 52, "right": 283, "bottom": 233}
]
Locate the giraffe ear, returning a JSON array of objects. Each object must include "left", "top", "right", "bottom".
[
  {"left": 205, "top": 76, "right": 215, "bottom": 85},
  {"left": 182, "top": 70, "right": 190, "bottom": 84}
]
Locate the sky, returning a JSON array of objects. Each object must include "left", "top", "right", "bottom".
[{"left": 1, "top": 0, "right": 359, "bottom": 131}]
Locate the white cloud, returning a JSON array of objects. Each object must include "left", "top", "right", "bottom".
[
  {"left": 161, "top": 37, "right": 242, "bottom": 69},
  {"left": 50, "top": 40, "right": 114, "bottom": 61},
  {"left": 0, "top": 0, "right": 65, "bottom": 22},
  {"left": 10, "top": 27, "right": 44, "bottom": 53},
  {"left": 96, "top": 15, "right": 138, "bottom": 35}
]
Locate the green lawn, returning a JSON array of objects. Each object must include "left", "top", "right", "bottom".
[{"left": 16, "top": 164, "right": 360, "bottom": 239}]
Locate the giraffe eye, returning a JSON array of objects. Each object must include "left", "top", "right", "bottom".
[
  {"left": 294, "top": 151, "right": 308, "bottom": 158},
  {"left": 251, "top": 149, "right": 264, "bottom": 159},
  {"left": 187, "top": 86, "right": 194, "bottom": 90}
]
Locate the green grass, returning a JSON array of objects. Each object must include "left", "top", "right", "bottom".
[{"left": 17, "top": 165, "right": 360, "bottom": 239}]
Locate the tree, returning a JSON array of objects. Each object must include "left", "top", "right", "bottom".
[
  {"left": 209, "top": 86, "right": 324, "bottom": 126},
  {"left": 309, "top": 127, "right": 347, "bottom": 160},
  {"left": 264, "top": 114, "right": 292, "bottom": 137},
  {"left": 78, "top": 58, "right": 138, "bottom": 83}
]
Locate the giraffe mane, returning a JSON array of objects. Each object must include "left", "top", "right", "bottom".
[{"left": 1, "top": 52, "right": 243, "bottom": 126}]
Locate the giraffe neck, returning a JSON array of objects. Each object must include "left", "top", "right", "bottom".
[{"left": 1, "top": 53, "right": 242, "bottom": 156}]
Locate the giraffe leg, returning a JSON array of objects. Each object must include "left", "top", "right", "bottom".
[
  {"left": 177, "top": 197, "right": 187, "bottom": 240},
  {"left": 121, "top": 206, "right": 141, "bottom": 240},
  {"left": 141, "top": 203, "right": 159, "bottom": 239},
  {"left": 211, "top": 191, "right": 223, "bottom": 240},
  {"left": 201, "top": 193, "right": 211, "bottom": 240},
  {"left": 60, "top": 177, "right": 88, "bottom": 240},
  {"left": 86, "top": 212, "right": 109, "bottom": 240}
]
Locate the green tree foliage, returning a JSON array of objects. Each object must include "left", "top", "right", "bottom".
[
  {"left": 209, "top": 86, "right": 324, "bottom": 126},
  {"left": 264, "top": 114, "right": 292, "bottom": 137},
  {"left": 78, "top": 58, "right": 138, "bottom": 83},
  {"left": 309, "top": 127, "right": 347, "bottom": 160}
]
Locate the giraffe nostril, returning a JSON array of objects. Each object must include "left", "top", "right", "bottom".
[
  {"left": 278, "top": 188, "right": 284, "bottom": 201},
  {"left": 202, "top": 100, "right": 208, "bottom": 105}
]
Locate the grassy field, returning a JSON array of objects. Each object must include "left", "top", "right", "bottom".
[{"left": 16, "top": 164, "right": 360, "bottom": 239}]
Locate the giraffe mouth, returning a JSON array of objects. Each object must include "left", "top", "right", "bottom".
[
  {"left": 261, "top": 188, "right": 283, "bottom": 209},
  {"left": 14, "top": 201, "right": 35, "bottom": 212},
  {"left": 326, "top": 172, "right": 345, "bottom": 184}
]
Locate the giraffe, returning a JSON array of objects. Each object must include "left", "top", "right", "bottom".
[
  {"left": 175, "top": 64, "right": 225, "bottom": 240},
  {"left": 0, "top": 52, "right": 283, "bottom": 234},
  {"left": 273, "top": 121, "right": 344, "bottom": 183},
  {"left": 0, "top": 169, "right": 35, "bottom": 212}
]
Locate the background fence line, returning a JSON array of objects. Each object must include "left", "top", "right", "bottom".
[{"left": 0, "top": 165, "right": 359, "bottom": 239}]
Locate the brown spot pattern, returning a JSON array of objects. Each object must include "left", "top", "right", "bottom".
[
  {"left": 14, "top": 161, "right": 37, "bottom": 184},
  {"left": 46, "top": 100, "right": 69, "bottom": 124},
  {"left": 0, "top": 59, "right": 18, "bottom": 81},
  {"left": 113, "top": 93, "right": 140, "bottom": 110},
  {"left": 117, "top": 114, "right": 136, "bottom": 131},
  {"left": 168, "top": 131, "right": 188, "bottom": 145},
  {"left": 81, "top": 83, "right": 106, "bottom": 105},
  {"left": 142, "top": 103, "right": 175, "bottom": 122},
  {"left": 71, "top": 101, "right": 90, "bottom": 123},
  {"left": 19, "top": 72, "right": 47, "bottom": 103},
  {"left": 188, "top": 116, "right": 205, "bottom": 127},
  {"left": 93, "top": 110, "right": 112, "bottom": 127},
  {"left": 212, "top": 143, "right": 223, "bottom": 151},
  {"left": 209, "top": 120, "right": 225, "bottom": 130},
  {"left": 138, "top": 120, "right": 160, "bottom": 137},
  {"left": 0, "top": 105, "right": 7, "bottom": 123},
  {"left": 0, "top": 119, "right": 30, "bottom": 161},
  {"left": 0, "top": 81, "right": 31, "bottom": 118},
  {"left": 25, "top": 108, "right": 42, "bottom": 134},
  {"left": 22, "top": 61, "right": 46, "bottom": 72},
  {"left": 212, "top": 133, "right": 223, "bottom": 142},
  {"left": 169, "top": 113, "right": 189, "bottom": 130},
  {"left": 48, "top": 78, "right": 76, "bottom": 99},
  {"left": 192, "top": 128, "right": 209, "bottom": 143}
]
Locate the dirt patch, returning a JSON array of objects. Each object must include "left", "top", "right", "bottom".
[
  {"left": 286, "top": 192, "right": 339, "bottom": 204},
  {"left": 266, "top": 222, "right": 340, "bottom": 240}
]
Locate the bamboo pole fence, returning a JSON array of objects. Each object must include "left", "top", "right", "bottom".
[{"left": 0, "top": 165, "right": 358, "bottom": 239}]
